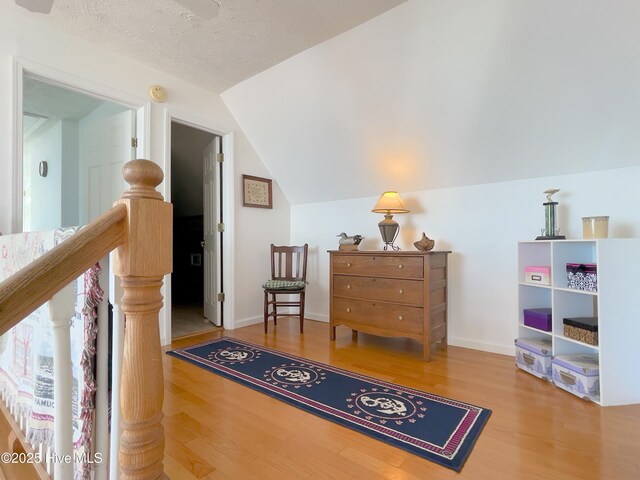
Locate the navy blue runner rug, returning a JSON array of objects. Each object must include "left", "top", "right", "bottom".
[{"left": 167, "top": 337, "right": 491, "bottom": 472}]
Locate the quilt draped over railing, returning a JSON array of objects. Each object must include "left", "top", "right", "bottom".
[{"left": 0, "top": 227, "right": 102, "bottom": 480}]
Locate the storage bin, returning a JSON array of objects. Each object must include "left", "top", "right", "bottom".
[
  {"left": 515, "top": 337, "right": 553, "bottom": 380},
  {"left": 552, "top": 354, "right": 600, "bottom": 401},
  {"left": 524, "top": 266, "right": 551, "bottom": 285},
  {"left": 563, "top": 317, "right": 598, "bottom": 346},
  {"left": 523, "top": 308, "right": 552, "bottom": 332},
  {"left": 566, "top": 263, "right": 597, "bottom": 292}
]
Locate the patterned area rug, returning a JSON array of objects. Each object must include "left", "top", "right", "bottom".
[{"left": 167, "top": 337, "right": 491, "bottom": 472}]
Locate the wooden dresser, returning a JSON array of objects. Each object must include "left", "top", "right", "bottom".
[{"left": 328, "top": 250, "right": 450, "bottom": 361}]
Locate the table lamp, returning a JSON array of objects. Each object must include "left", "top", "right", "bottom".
[{"left": 371, "top": 191, "right": 409, "bottom": 250}]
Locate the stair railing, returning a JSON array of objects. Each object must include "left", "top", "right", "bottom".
[{"left": 0, "top": 159, "right": 172, "bottom": 480}]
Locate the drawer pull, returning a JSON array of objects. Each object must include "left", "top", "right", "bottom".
[
  {"left": 398, "top": 289, "right": 404, "bottom": 294},
  {"left": 398, "top": 315, "right": 404, "bottom": 321},
  {"left": 346, "top": 262, "right": 352, "bottom": 267},
  {"left": 347, "top": 284, "right": 352, "bottom": 290},
  {"left": 346, "top": 307, "right": 351, "bottom": 313},
  {"left": 398, "top": 264, "right": 404, "bottom": 269}
]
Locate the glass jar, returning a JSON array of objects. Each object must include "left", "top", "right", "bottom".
[{"left": 582, "top": 216, "right": 609, "bottom": 239}]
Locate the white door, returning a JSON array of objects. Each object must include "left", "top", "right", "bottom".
[
  {"left": 80, "top": 109, "right": 136, "bottom": 223},
  {"left": 203, "top": 138, "right": 221, "bottom": 325}
]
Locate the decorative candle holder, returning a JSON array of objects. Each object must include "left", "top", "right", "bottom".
[{"left": 582, "top": 216, "right": 609, "bottom": 239}]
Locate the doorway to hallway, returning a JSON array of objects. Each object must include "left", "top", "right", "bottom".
[{"left": 170, "top": 121, "right": 223, "bottom": 338}]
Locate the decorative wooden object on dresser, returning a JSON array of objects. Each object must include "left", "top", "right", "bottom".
[{"left": 328, "top": 250, "right": 450, "bottom": 361}]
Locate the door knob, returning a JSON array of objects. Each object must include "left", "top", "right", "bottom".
[{"left": 201, "top": 241, "right": 205, "bottom": 248}]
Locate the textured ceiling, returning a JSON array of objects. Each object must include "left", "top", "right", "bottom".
[{"left": 10, "top": 0, "right": 405, "bottom": 93}]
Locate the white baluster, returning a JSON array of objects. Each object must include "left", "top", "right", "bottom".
[
  {"left": 95, "top": 257, "right": 110, "bottom": 480},
  {"left": 46, "top": 444, "right": 52, "bottom": 476},
  {"left": 49, "top": 281, "right": 75, "bottom": 480},
  {"left": 108, "top": 253, "right": 124, "bottom": 480}
]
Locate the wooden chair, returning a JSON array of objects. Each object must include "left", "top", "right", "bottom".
[{"left": 263, "top": 244, "right": 308, "bottom": 333}]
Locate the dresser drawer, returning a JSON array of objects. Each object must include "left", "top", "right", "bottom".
[
  {"left": 332, "top": 297, "right": 423, "bottom": 334},
  {"left": 333, "top": 275, "right": 423, "bottom": 306},
  {"left": 332, "top": 254, "right": 423, "bottom": 278}
]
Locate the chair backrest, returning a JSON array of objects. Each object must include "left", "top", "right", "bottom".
[{"left": 271, "top": 244, "right": 308, "bottom": 282}]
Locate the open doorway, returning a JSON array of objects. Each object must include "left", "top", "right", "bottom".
[
  {"left": 21, "top": 75, "right": 135, "bottom": 231},
  {"left": 170, "top": 121, "right": 223, "bottom": 338}
]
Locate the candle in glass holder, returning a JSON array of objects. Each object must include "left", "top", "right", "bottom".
[{"left": 582, "top": 216, "right": 609, "bottom": 239}]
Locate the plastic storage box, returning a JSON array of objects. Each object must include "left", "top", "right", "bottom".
[
  {"left": 523, "top": 308, "right": 552, "bottom": 332},
  {"left": 552, "top": 354, "right": 600, "bottom": 401},
  {"left": 515, "top": 337, "right": 553, "bottom": 380},
  {"left": 566, "top": 263, "right": 597, "bottom": 292},
  {"left": 525, "top": 266, "right": 551, "bottom": 286},
  {"left": 563, "top": 317, "right": 598, "bottom": 346}
]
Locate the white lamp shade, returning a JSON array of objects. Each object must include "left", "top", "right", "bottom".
[{"left": 371, "top": 191, "right": 409, "bottom": 214}]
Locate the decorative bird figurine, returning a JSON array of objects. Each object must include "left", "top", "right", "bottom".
[
  {"left": 337, "top": 232, "right": 364, "bottom": 245},
  {"left": 544, "top": 188, "right": 560, "bottom": 202},
  {"left": 414, "top": 233, "right": 435, "bottom": 251}
]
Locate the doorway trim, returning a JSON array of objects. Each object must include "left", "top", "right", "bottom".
[
  {"left": 11, "top": 56, "right": 150, "bottom": 233},
  {"left": 162, "top": 109, "right": 236, "bottom": 346}
]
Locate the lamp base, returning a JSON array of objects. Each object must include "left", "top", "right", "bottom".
[{"left": 378, "top": 214, "right": 400, "bottom": 250}]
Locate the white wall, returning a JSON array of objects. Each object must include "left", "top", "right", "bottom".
[
  {"left": 232, "top": 147, "right": 291, "bottom": 328},
  {"left": 292, "top": 166, "right": 640, "bottom": 355},
  {"left": 60, "top": 120, "right": 80, "bottom": 227},
  {"left": 24, "top": 121, "right": 62, "bottom": 231},
  {"left": 223, "top": 0, "right": 640, "bottom": 206},
  {"left": 220, "top": 0, "right": 640, "bottom": 355},
  {"left": 0, "top": 6, "right": 290, "bottom": 341}
]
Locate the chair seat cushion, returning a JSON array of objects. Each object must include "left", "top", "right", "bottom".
[{"left": 262, "top": 279, "right": 306, "bottom": 290}]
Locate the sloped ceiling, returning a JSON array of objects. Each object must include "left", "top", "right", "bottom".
[
  {"left": 7, "top": 0, "right": 405, "bottom": 93},
  {"left": 222, "top": 0, "right": 640, "bottom": 205}
]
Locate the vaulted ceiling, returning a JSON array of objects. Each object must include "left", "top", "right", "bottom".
[
  {"left": 10, "top": 0, "right": 640, "bottom": 207},
  {"left": 222, "top": 0, "right": 640, "bottom": 204}
]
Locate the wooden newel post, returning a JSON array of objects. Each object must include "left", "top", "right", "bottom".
[{"left": 113, "top": 160, "right": 172, "bottom": 480}]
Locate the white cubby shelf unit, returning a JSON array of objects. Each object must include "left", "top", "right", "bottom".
[{"left": 517, "top": 239, "right": 640, "bottom": 406}]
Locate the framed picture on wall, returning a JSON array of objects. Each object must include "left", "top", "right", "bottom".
[{"left": 242, "top": 174, "right": 273, "bottom": 209}]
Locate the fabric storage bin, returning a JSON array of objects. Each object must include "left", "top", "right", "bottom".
[
  {"left": 515, "top": 337, "right": 553, "bottom": 380},
  {"left": 552, "top": 354, "right": 600, "bottom": 401},
  {"left": 523, "top": 308, "right": 552, "bottom": 332},
  {"left": 524, "top": 266, "right": 551, "bottom": 285},
  {"left": 566, "top": 263, "right": 597, "bottom": 292},
  {"left": 563, "top": 317, "right": 598, "bottom": 346}
]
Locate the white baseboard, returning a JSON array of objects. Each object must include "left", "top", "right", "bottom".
[
  {"left": 448, "top": 336, "right": 515, "bottom": 357},
  {"left": 228, "top": 312, "right": 328, "bottom": 330},
  {"left": 305, "top": 312, "right": 329, "bottom": 323},
  {"left": 229, "top": 317, "right": 514, "bottom": 357},
  {"left": 230, "top": 316, "right": 263, "bottom": 330}
]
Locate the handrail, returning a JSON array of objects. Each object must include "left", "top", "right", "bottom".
[
  {"left": 0, "top": 159, "right": 172, "bottom": 480},
  {"left": 0, "top": 203, "right": 127, "bottom": 336}
]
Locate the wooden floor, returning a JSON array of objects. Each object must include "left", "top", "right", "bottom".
[{"left": 162, "top": 319, "right": 640, "bottom": 480}]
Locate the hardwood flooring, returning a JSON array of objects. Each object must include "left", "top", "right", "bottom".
[{"left": 162, "top": 318, "right": 640, "bottom": 479}]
